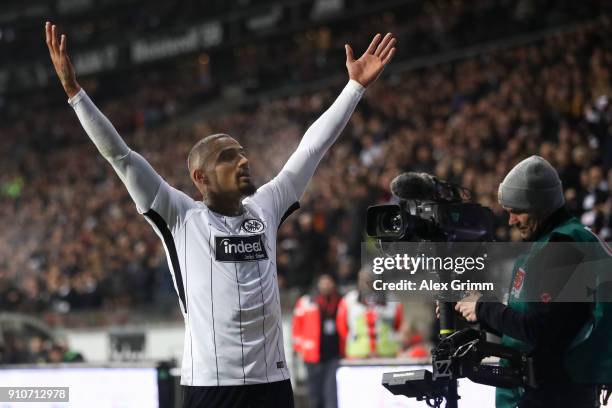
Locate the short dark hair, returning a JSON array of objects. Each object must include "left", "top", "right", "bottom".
[{"left": 187, "top": 133, "right": 233, "bottom": 179}]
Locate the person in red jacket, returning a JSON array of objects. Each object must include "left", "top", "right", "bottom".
[{"left": 292, "top": 274, "right": 342, "bottom": 408}]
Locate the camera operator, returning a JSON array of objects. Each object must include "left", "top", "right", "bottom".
[{"left": 454, "top": 155, "right": 606, "bottom": 408}]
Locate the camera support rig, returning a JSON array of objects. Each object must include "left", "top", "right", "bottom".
[{"left": 382, "top": 327, "right": 536, "bottom": 408}]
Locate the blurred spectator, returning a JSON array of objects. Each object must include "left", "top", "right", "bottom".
[
  {"left": 27, "top": 336, "right": 48, "bottom": 364},
  {"left": 581, "top": 189, "right": 612, "bottom": 240},
  {"left": 0, "top": 331, "right": 29, "bottom": 364},
  {"left": 337, "top": 269, "right": 403, "bottom": 358},
  {"left": 292, "top": 274, "right": 342, "bottom": 408},
  {"left": 47, "top": 342, "right": 85, "bottom": 364},
  {"left": 398, "top": 321, "right": 430, "bottom": 360}
]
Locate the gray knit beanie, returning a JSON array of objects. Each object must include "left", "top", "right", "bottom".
[{"left": 498, "top": 155, "right": 565, "bottom": 213}]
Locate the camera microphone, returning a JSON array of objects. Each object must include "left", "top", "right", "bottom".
[{"left": 390, "top": 172, "right": 437, "bottom": 201}]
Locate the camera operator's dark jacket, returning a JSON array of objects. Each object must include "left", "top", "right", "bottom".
[{"left": 476, "top": 207, "right": 612, "bottom": 408}]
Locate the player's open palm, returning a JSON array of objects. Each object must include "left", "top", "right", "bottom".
[
  {"left": 45, "top": 21, "right": 80, "bottom": 98},
  {"left": 345, "top": 33, "right": 396, "bottom": 88}
]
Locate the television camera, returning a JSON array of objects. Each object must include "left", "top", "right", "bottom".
[{"left": 366, "top": 172, "right": 535, "bottom": 408}]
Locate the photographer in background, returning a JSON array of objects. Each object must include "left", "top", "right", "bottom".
[{"left": 455, "top": 155, "right": 609, "bottom": 408}]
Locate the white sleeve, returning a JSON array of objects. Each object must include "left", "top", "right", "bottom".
[
  {"left": 250, "top": 80, "right": 364, "bottom": 225},
  {"left": 281, "top": 80, "right": 364, "bottom": 198},
  {"left": 69, "top": 89, "right": 194, "bottom": 229}
]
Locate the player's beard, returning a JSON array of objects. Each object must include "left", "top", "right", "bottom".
[{"left": 239, "top": 181, "right": 257, "bottom": 196}]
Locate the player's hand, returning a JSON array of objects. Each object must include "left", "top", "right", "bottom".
[
  {"left": 454, "top": 292, "right": 482, "bottom": 323},
  {"left": 345, "top": 33, "right": 396, "bottom": 88},
  {"left": 45, "top": 21, "right": 81, "bottom": 98}
]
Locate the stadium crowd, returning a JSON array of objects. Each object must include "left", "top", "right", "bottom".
[
  {"left": 0, "top": 18, "right": 610, "bottom": 320},
  {"left": 0, "top": 333, "right": 84, "bottom": 365}
]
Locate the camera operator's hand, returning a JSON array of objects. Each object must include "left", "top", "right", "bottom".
[{"left": 455, "top": 292, "right": 482, "bottom": 323}]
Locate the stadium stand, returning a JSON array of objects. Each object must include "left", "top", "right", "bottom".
[{"left": 0, "top": 1, "right": 609, "bottom": 331}]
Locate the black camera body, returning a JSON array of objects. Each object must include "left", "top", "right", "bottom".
[
  {"left": 367, "top": 200, "right": 495, "bottom": 242},
  {"left": 366, "top": 172, "right": 494, "bottom": 243}
]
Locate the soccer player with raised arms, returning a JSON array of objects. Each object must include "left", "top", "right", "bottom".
[{"left": 45, "top": 22, "right": 395, "bottom": 407}]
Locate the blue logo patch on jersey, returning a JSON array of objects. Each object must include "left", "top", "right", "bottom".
[
  {"left": 215, "top": 235, "right": 268, "bottom": 262},
  {"left": 241, "top": 218, "right": 265, "bottom": 234}
]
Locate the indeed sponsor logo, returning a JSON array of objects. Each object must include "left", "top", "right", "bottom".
[
  {"left": 215, "top": 235, "right": 268, "bottom": 262},
  {"left": 221, "top": 238, "right": 263, "bottom": 254}
]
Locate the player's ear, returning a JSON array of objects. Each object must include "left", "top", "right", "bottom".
[{"left": 193, "top": 168, "right": 208, "bottom": 185}]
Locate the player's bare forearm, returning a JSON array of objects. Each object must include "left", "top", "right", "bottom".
[
  {"left": 63, "top": 82, "right": 81, "bottom": 99},
  {"left": 45, "top": 21, "right": 81, "bottom": 98}
]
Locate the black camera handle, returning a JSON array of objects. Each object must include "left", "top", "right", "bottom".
[{"left": 437, "top": 300, "right": 459, "bottom": 408}]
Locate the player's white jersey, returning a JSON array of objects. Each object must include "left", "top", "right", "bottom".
[
  {"left": 144, "top": 173, "right": 298, "bottom": 386},
  {"left": 68, "top": 80, "right": 364, "bottom": 387}
]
